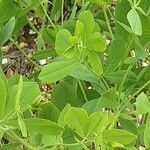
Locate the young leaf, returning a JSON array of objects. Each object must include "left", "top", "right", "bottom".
[
  {"left": 78, "top": 10, "right": 95, "bottom": 41},
  {"left": 88, "top": 52, "right": 103, "bottom": 76},
  {"left": 74, "top": 20, "right": 85, "bottom": 38},
  {"left": 55, "top": 29, "right": 75, "bottom": 58},
  {"left": 0, "top": 17, "right": 16, "bottom": 46},
  {"left": 64, "top": 107, "right": 89, "bottom": 138},
  {"left": 38, "top": 60, "right": 79, "bottom": 83},
  {"left": 136, "top": 92, "right": 150, "bottom": 114},
  {"left": 87, "top": 32, "right": 107, "bottom": 52},
  {"left": 102, "top": 129, "right": 137, "bottom": 145},
  {"left": 0, "top": 78, "right": 6, "bottom": 119},
  {"left": 127, "top": 8, "right": 142, "bottom": 35}
]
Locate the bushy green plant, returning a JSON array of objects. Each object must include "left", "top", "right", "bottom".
[{"left": 0, "top": 0, "right": 150, "bottom": 149}]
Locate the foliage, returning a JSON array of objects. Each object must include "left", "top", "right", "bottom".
[{"left": 0, "top": 0, "right": 150, "bottom": 149}]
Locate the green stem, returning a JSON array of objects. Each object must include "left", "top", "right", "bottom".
[
  {"left": 109, "top": 80, "right": 150, "bottom": 129},
  {"left": 118, "top": 64, "right": 134, "bottom": 92},
  {"left": 77, "top": 79, "right": 88, "bottom": 102},
  {"left": 27, "top": 18, "right": 39, "bottom": 34},
  {"left": 41, "top": 1, "right": 47, "bottom": 28},
  {"left": 6, "top": 130, "right": 35, "bottom": 150},
  {"left": 101, "top": 76, "right": 109, "bottom": 90},
  {"left": 118, "top": 36, "right": 134, "bottom": 70},
  {"left": 137, "top": 67, "right": 149, "bottom": 80},
  {"left": 102, "top": 6, "right": 114, "bottom": 40},
  {"left": 132, "top": 80, "right": 150, "bottom": 98},
  {"left": 136, "top": 0, "right": 142, "bottom": 6},
  {"left": 61, "top": 0, "right": 64, "bottom": 27},
  {"left": 39, "top": 0, "right": 55, "bottom": 28}
]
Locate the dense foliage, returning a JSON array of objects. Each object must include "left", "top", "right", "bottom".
[{"left": 0, "top": 0, "right": 150, "bottom": 149}]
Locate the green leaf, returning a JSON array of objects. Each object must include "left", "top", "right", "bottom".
[
  {"left": 119, "top": 117, "right": 137, "bottom": 135},
  {"left": 4, "top": 82, "right": 41, "bottom": 116},
  {"left": 86, "top": 112, "right": 104, "bottom": 136},
  {"left": 136, "top": 92, "right": 150, "bottom": 114},
  {"left": 78, "top": 10, "right": 95, "bottom": 41},
  {"left": 70, "top": 64, "right": 99, "bottom": 83},
  {"left": 55, "top": 29, "right": 75, "bottom": 58},
  {"left": 105, "top": 39, "right": 126, "bottom": 73},
  {"left": 87, "top": 32, "right": 107, "bottom": 52},
  {"left": 15, "top": 76, "right": 23, "bottom": 110},
  {"left": 116, "top": 20, "right": 133, "bottom": 34},
  {"left": 0, "top": 78, "right": 6, "bottom": 119},
  {"left": 0, "top": 0, "right": 17, "bottom": 23},
  {"left": 102, "top": 129, "right": 137, "bottom": 145},
  {"left": 58, "top": 104, "right": 71, "bottom": 127},
  {"left": 41, "top": 28, "right": 56, "bottom": 46},
  {"left": 74, "top": 20, "right": 85, "bottom": 39},
  {"left": 82, "top": 98, "right": 98, "bottom": 113},
  {"left": 95, "top": 88, "right": 118, "bottom": 111},
  {"left": 127, "top": 8, "right": 142, "bottom": 35},
  {"left": 32, "top": 49, "right": 55, "bottom": 60},
  {"left": 64, "top": 107, "right": 89, "bottom": 138},
  {"left": 51, "top": 0, "right": 62, "bottom": 19},
  {"left": 115, "top": 0, "right": 131, "bottom": 42},
  {"left": 0, "top": 143, "right": 20, "bottom": 150},
  {"left": 38, "top": 60, "right": 79, "bottom": 83},
  {"left": 105, "top": 70, "right": 138, "bottom": 86},
  {"left": 51, "top": 81, "right": 78, "bottom": 110},
  {"left": 24, "top": 118, "right": 63, "bottom": 136},
  {"left": 0, "top": 68, "right": 9, "bottom": 91},
  {"left": 18, "top": 114, "right": 27, "bottom": 137},
  {"left": 38, "top": 102, "right": 60, "bottom": 122},
  {"left": 0, "top": 17, "right": 16, "bottom": 46},
  {"left": 88, "top": 52, "right": 103, "bottom": 76}
]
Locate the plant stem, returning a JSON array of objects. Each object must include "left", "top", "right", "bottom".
[
  {"left": 61, "top": 0, "right": 64, "bottom": 27},
  {"left": 118, "top": 36, "right": 134, "bottom": 70},
  {"left": 132, "top": 80, "right": 150, "bottom": 98},
  {"left": 77, "top": 79, "right": 88, "bottom": 102},
  {"left": 39, "top": 0, "right": 55, "bottom": 28},
  {"left": 102, "top": 6, "right": 114, "bottom": 40},
  {"left": 27, "top": 18, "right": 39, "bottom": 34},
  {"left": 6, "top": 130, "right": 35, "bottom": 150},
  {"left": 137, "top": 67, "right": 149, "bottom": 80},
  {"left": 109, "top": 79, "right": 150, "bottom": 129},
  {"left": 101, "top": 76, "right": 109, "bottom": 90}
]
